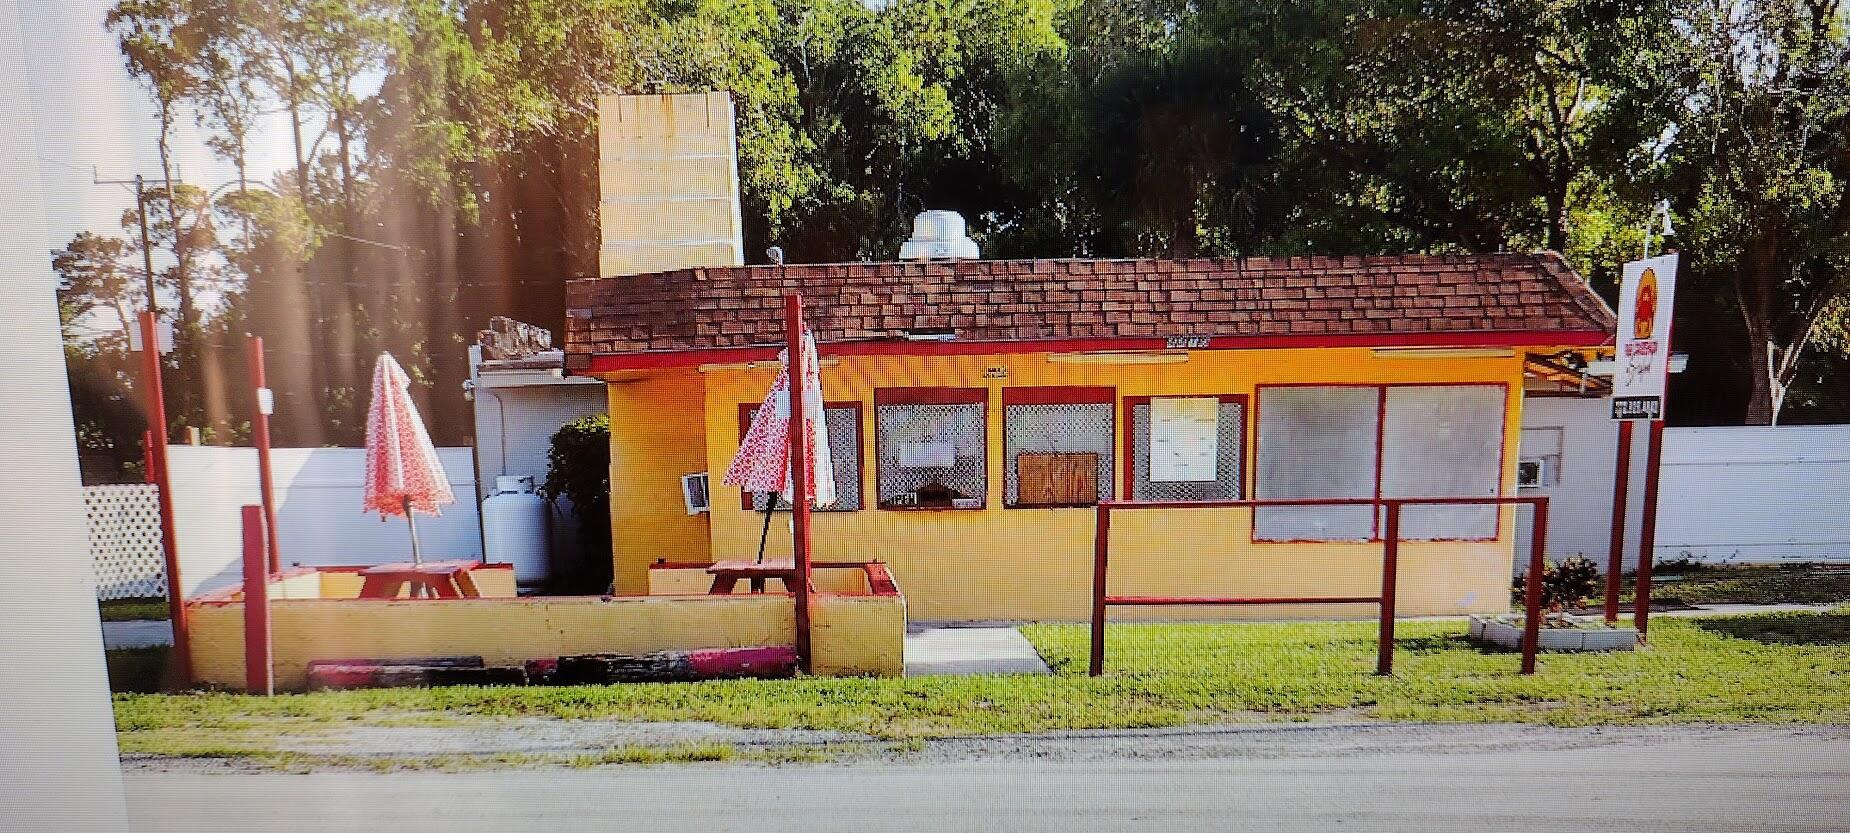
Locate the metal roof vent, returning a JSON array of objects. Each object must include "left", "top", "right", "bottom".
[{"left": 898, "top": 210, "right": 979, "bottom": 261}]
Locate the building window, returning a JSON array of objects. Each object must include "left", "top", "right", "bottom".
[
  {"left": 1254, "top": 386, "right": 1381, "bottom": 541},
  {"left": 1382, "top": 385, "right": 1505, "bottom": 539},
  {"left": 1254, "top": 384, "right": 1508, "bottom": 542},
  {"left": 1517, "top": 426, "right": 1564, "bottom": 489},
  {"left": 738, "top": 402, "right": 864, "bottom": 512},
  {"left": 1125, "top": 395, "right": 1246, "bottom": 502},
  {"left": 875, "top": 388, "right": 988, "bottom": 509},
  {"left": 1004, "top": 387, "right": 1114, "bottom": 508}
]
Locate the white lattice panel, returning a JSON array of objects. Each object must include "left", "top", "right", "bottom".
[{"left": 83, "top": 484, "right": 166, "bottom": 600}]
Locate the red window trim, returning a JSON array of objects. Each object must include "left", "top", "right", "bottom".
[
  {"left": 1250, "top": 382, "right": 1511, "bottom": 543},
  {"left": 736, "top": 400, "right": 866, "bottom": 512},
  {"left": 1001, "top": 385, "right": 1115, "bottom": 406},
  {"left": 1120, "top": 394, "right": 1250, "bottom": 502},
  {"left": 1002, "top": 387, "right": 1117, "bottom": 509},
  {"left": 873, "top": 387, "right": 990, "bottom": 510},
  {"left": 874, "top": 386, "right": 989, "bottom": 406}
]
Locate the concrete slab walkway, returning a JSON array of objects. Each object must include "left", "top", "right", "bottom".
[{"left": 904, "top": 626, "right": 1050, "bottom": 677}]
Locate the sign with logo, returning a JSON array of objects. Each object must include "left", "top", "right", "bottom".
[{"left": 1612, "top": 253, "right": 1678, "bottom": 420}]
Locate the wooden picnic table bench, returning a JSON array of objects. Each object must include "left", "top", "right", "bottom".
[
  {"left": 705, "top": 559, "right": 814, "bottom": 595},
  {"left": 357, "top": 560, "right": 486, "bottom": 599}
]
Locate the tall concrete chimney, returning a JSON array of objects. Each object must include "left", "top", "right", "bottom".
[{"left": 596, "top": 91, "right": 745, "bottom": 277}]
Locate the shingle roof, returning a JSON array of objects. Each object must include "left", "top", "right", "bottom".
[{"left": 564, "top": 253, "right": 1614, "bottom": 367}]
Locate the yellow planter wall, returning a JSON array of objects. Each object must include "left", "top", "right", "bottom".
[
  {"left": 190, "top": 594, "right": 801, "bottom": 690},
  {"left": 601, "top": 346, "right": 1539, "bottom": 622}
]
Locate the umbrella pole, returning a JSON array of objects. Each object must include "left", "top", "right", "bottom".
[
  {"left": 755, "top": 493, "right": 778, "bottom": 564},
  {"left": 403, "top": 496, "right": 423, "bottom": 566}
]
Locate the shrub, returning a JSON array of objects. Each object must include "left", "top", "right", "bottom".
[
  {"left": 541, "top": 414, "right": 612, "bottom": 594},
  {"left": 1514, "top": 555, "right": 1604, "bottom": 611}
]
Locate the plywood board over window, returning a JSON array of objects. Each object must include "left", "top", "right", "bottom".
[{"left": 1004, "top": 387, "right": 1114, "bottom": 508}]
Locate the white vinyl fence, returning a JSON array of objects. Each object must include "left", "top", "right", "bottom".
[
  {"left": 1518, "top": 405, "right": 1850, "bottom": 569},
  {"left": 165, "top": 446, "right": 480, "bottom": 598},
  {"left": 83, "top": 484, "right": 166, "bottom": 600}
]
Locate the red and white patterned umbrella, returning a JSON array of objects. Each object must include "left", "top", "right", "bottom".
[
  {"left": 722, "top": 328, "right": 836, "bottom": 508},
  {"left": 363, "top": 353, "right": 454, "bottom": 563}
]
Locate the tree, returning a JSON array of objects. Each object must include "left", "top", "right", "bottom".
[{"left": 1669, "top": 0, "right": 1850, "bottom": 424}]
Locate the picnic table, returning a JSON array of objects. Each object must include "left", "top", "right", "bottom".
[
  {"left": 357, "top": 560, "right": 487, "bottom": 599},
  {"left": 706, "top": 559, "right": 812, "bottom": 595}
]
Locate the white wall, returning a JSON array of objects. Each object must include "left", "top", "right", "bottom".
[
  {"left": 0, "top": 2, "right": 132, "bottom": 823},
  {"left": 1655, "top": 426, "right": 1850, "bottom": 563},
  {"left": 167, "top": 446, "right": 480, "bottom": 597},
  {"left": 1517, "top": 398, "right": 1850, "bottom": 569}
]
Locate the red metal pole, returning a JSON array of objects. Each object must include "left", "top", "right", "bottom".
[
  {"left": 248, "top": 336, "right": 282, "bottom": 573},
  {"left": 141, "top": 311, "right": 190, "bottom": 685},
  {"left": 1377, "top": 501, "right": 1399, "bottom": 675},
  {"left": 1634, "top": 420, "right": 1665, "bottom": 641},
  {"left": 1604, "top": 420, "right": 1633, "bottom": 624},
  {"left": 142, "top": 429, "right": 155, "bottom": 483},
  {"left": 784, "top": 294, "right": 812, "bottom": 673},
  {"left": 1089, "top": 503, "right": 1111, "bottom": 677},
  {"left": 240, "top": 505, "right": 273, "bottom": 695},
  {"left": 1521, "top": 498, "right": 1549, "bottom": 674}
]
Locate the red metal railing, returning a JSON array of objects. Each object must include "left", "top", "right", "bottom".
[{"left": 1089, "top": 495, "right": 1550, "bottom": 677}]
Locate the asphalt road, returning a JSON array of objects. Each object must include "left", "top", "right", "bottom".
[{"left": 126, "top": 726, "right": 1850, "bottom": 833}]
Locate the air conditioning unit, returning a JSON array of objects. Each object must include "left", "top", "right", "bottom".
[
  {"left": 681, "top": 472, "right": 711, "bottom": 514},
  {"left": 1516, "top": 458, "right": 1547, "bottom": 489}
]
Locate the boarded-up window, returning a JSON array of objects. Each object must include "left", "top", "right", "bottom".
[
  {"left": 1382, "top": 385, "right": 1505, "bottom": 539},
  {"left": 1254, "top": 386, "right": 1380, "bottom": 540},
  {"left": 1126, "top": 397, "right": 1245, "bottom": 502},
  {"left": 876, "top": 389, "right": 988, "bottom": 509},
  {"left": 1004, "top": 389, "right": 1114, "bottom": 507},
  {"left": 739, "top": 403, "right": 863, "bottom": 512},
  {"left": 1255, "top": 384, "right": 1508, "bottom": 541}
]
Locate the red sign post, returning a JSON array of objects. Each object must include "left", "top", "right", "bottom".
[
  {"left": 138, "top": 310, "right": 190, "bottom": 685},
  {"left": 784, "top": 294, "right": 813, "bottom": 672}
]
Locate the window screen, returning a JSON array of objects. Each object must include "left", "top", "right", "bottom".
[
  {"left": 741, "top": 404, "right": 863, "bottom": 512},
  {"left": 1254, "top": 386, "right": 1380, "bottom": 540},
  {"left": 1382, "top": 385, "right": 1505, "bottom": 539},
  {"left": 1005, "top": 401, "right": 1114, "bottom": 507},
  {"left": 876, "top": 393, "right": 987, "bottom": 509},
  {"left": 1127, "top": 399, "right": 1244, "bottom": 501}
]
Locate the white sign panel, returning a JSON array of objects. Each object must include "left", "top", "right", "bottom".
[
  {"left": 1150, "top": 397, "right": 1219, "bottom": 482},
  {"left": 1613, "top": 253, "right": 1678, "bottom": 420}
]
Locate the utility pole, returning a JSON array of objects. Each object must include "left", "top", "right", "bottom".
[{"left": 94, "top": 170, "right": 161, "bottom": 315}]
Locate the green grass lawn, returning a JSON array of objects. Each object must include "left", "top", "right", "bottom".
[
  {"left": 99, "top": 597, "right": 170, "bottom": 621},
  {"left": 111, "top": 610, "right": 1850, "bottom": 759},
  {"left": 1633, "top": 564, "right": 1850, "bottom": 606}
]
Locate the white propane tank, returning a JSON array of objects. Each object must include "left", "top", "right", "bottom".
[{"left": 483, "top": 475, "right": 549, "bottom": 587}]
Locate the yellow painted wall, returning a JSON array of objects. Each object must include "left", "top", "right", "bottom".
[
  {"left": 662, "top": 347, "right": 1538, "bottom": 621},
  {"left": 608, "top": 370, "right": 711, "bottom": 594},
  {"left": 190, "top": 594, "right": 794, "bottom": 690},
  {"left": 811, "top": 593, "right": 906, "bottom": 677}
]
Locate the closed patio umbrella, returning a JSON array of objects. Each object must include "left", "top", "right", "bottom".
[
  {"left": 363, "top": 352, "right": 455, "bottom": 564},
  {"left": 723, "top": 327, "right": 835, "bottom": 560}
]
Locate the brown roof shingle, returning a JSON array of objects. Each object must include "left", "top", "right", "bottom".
[{"left": 564, "top": 253, "right": 1614, "bottom": 367}]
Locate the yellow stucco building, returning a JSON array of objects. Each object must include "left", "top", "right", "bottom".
[{"left": 564, "top": 252, "right": 1616, "bottom": 622}]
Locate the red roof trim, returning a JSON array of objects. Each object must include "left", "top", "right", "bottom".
[{"left": 577, "top": 329, "right": 1606, "bottom": 374}]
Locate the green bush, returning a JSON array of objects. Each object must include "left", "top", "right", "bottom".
[
  {"left": 1514, "top": 555, "right": 1604, "bottom": 611},
  {"left": 541, "top": 415, "right": 612, "bottom": 594}
]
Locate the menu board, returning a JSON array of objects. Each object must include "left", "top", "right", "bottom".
[{"left": 1150, "top": 397, "right": 1219, "bottom": 482}]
